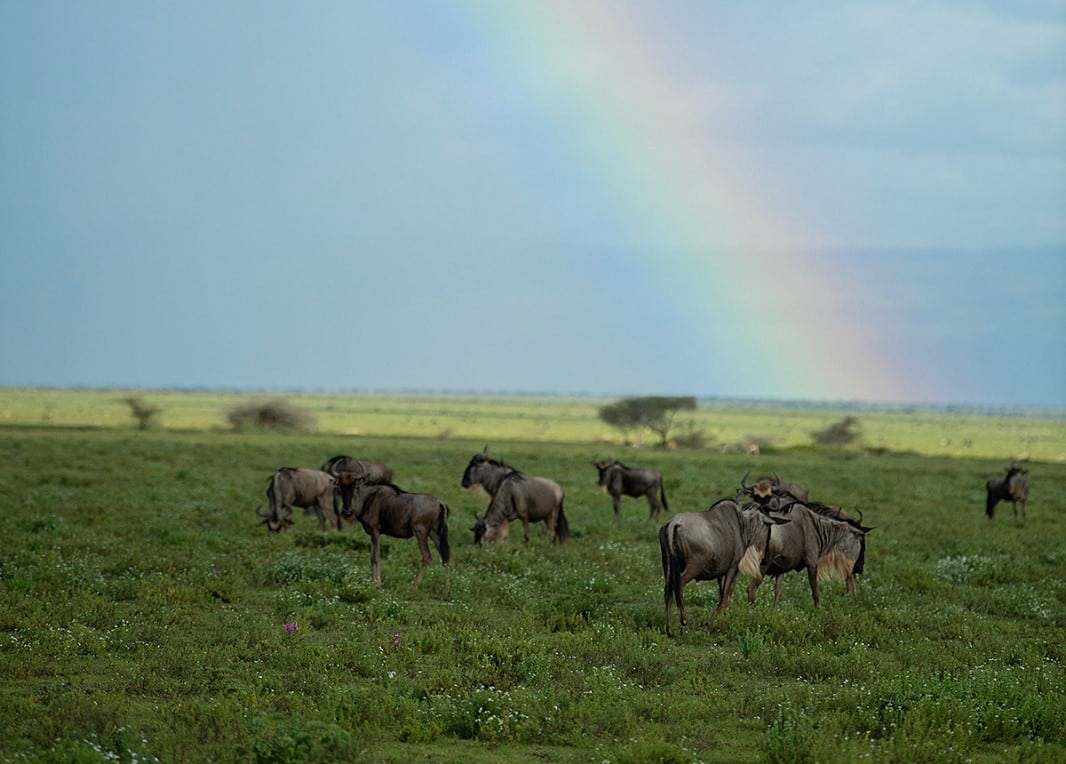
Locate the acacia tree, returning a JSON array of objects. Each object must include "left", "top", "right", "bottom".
[{"left": 598, "top": 396, "right": 698, "bottom": 446}]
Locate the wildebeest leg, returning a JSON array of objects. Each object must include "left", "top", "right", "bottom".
[
  {"left": 716, "top": 568, "right": 740, "bottom": 614},
  {"left": 846, "top": 574, "right": 856, "bottom": 596},
  {"left": 320, "top": 498, "right": 340, "bottom": 531},
  {"left": 413, "top": 532, "right": 432, "bottom": 588},
  {"left": 612, "top": 493, "right": 622, "bottom": 522},
  {"left": 772, "top": 574, "right": 785, "bottom": 608},
  {"left": 645, "top": 489, "right": 659, "bottom": 520},
  {"left": 370, "top": 531, "right": 382, "bottom": 586},
  {"left": 677, "top": 569, "right": 698, "bottom": 628},
  {"left": 747, "top": 576, "right": 762, "bottom": 605},
  {"left": 807, "top": 566, "right": 820, "bottom": 606},
  {"left": 522, "top": 518, "right": 531, "bottom": 543}
]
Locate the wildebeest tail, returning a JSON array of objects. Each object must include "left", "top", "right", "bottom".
[
  {"left": 985, "top": 481, "right": 998, "bottom": 518},
  {"left": 436, "top": 503, "right": 451, "bottom": 566},
  {"left": 660, "top": 523, "right": 682, "bottom": 609},
  {"left": 660, "top": 481, "right": 669, "bottom": 513},
  {"left": 555, "top": 504, "right": 570, "bottom": 542}
]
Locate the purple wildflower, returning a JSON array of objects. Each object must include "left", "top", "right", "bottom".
[
  {"left": 393, "top": 632, "right": 402, "bottom": 649},
  {"left": 284, "top": 621, "right": 299, "bottom": 635}
]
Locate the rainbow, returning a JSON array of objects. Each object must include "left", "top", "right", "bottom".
[{"left": 404, "top": 3, "right": 915, "bottom": 402}]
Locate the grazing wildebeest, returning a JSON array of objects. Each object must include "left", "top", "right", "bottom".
[
  {"left": 592, "top": 458, "right": 668, "bottom": 521},
  {"left": 461, "top": 448, "right": 568, "bottom": 544},
  {"left": 256, "top": 467, "right": 339, "bottom": 532},
  {"left": 746, "top": 502, "right": 871, "bottom": 608},
  {"left": 337, "top": 474, "right": 450, "bottom": 587},
  {"left": 738, "top": 471, "right": 809, "bottom": 508},
  {"left": 320, "top": 455, "right": 395, "bottom": 516},
  {"left": 659, "top": 499, "right": 789, "bottom": 636},
  {"left": 986, "top": 466, "right": 1029, "bottom": 521}
]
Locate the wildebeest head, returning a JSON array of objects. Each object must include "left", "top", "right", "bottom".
[
  {"left": 256, "top": 504, "right": 293, "bottom": 533},
  {"left": 461, "top": 446, "right": 492, "bottom": 489},
  {"left": 336, "top": 470, "right": 369, "bottom": 517},
  {"left": 739, "top": 471, "right": 775, "bottom": 503},
  {"left": 592, "top": 458, "right": 619, "bottom": 490}
]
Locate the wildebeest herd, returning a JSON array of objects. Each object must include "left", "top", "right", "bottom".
[{"left": 254, "top": 450, "right": 1032, "bottom": 634}]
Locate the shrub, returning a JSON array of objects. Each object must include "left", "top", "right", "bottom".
[{"left": 226, "top": 399, "right": 316, "bottom": 432}]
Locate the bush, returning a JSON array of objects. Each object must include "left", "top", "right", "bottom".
[{"left": 226, "top": 399, "right": 317, "bottom": 432}]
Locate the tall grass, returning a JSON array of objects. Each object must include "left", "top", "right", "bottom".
[{"left": 0, "top": 399, "right": 1064, "bottom": 762}]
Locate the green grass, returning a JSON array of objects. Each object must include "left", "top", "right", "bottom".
[{"left": 0, "top": 390, "right": 1064, "bottom": 762}]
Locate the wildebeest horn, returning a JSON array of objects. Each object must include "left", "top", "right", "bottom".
[
  {"left": 740, "top": 471, "right": 752, "bottom": 490},
  {"left": 255, "top": 504, "right": 269, "bottom": 518},
  {"left": 772, "top": 472, "right": 781, "bottom": 485}
]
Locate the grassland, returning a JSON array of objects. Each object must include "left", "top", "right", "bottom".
[
  {"left": 1, "top": 387, "right": 1062, "bottom": 461},
  {"left": 0, "top": 389, "right": 1064, "bottom": 762}
]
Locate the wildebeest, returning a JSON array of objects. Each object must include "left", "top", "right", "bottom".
[
  {"left": 256, "top": 467, "right": 339, "bottom": 532},
  {"left": 321, "top": 454, "right": 394, "bottom": 484},
  {"left": 659, "top": 499, "right": 789, "bottom": 636},
  {"left": 746, "top": 502, "right": 871, "bottom": 608},
  {"left": 985, "top": 465, "right": 1029, "bottom": 521},
  {"left": 461, "top": 448, "right": 569, "bottom": 544},
  {"left": 592, "top": 458, "right": 668, "bottom": 521},
  {"left": 737, "top": 471, "right": 809, "bottom": 508},
  {"left": 337, "top": 474, "right": 450, "bottom": 587},
  {"left": 320, "top": 454, "right": 395, "bottom": 516}
]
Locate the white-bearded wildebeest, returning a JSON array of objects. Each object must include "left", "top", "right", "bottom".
[
  {"left": 592, "top": 458, "right": 668, "bottom": 521},
  {"left": 461, "top": 448, "right": 569, "bottom": 544},
  {"left": 337, "top": 474, "right": 450, "bottom": 587},
  {"left": 659, "top": 499, "right": 789, "bottom": 637},
  {"left": 321, "top": 454, "right": 395, "bottom": 517},
  {"left": 737, "top": 471, "right": 809, "bottom": 508},
  {"left": 986, "top": 465, "right": 1029, "bottom": 521},
  {"left": 256, "top": 467, "right": 339, "bottom": 532},
  {"left": 746, "top": 502, "right": 872, "bottom": 608}
]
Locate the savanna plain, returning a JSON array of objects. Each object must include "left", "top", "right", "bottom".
[{"left": 0, "top": 389, "right": 1064, "bottom": 763}]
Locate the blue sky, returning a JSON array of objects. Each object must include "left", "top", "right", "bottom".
[{"left": 1, "top": 2, "right": 1063, "bottom": 406}]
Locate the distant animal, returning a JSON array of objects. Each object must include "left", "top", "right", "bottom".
[
  {"left": 337, "top": 473, "right": 450, "bottom": 587},
  {"left": 737, "top": 471, "right": 809, "bottom": 508},
  {"left": 320, "top": 455, "right": 395, "bottom": 515},
  {"left": 592, "top": 459, "right": 668, "bottom": 521},
  {"left": 461, "top": 447, "right": 568, "bottom": 544},
  {"left": 746, "top": 502, "right": 872, "bottom": 608},
  {"left": 659, "top": 499, "right": 789, "bottom": 636},
  {"left": 256, "top": 467, "right": 339, "bottom": 532},
  {"left": 985, "top": 466, "right": 1029, "bottom": 521}
]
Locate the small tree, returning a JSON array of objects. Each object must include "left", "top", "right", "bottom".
[
  {"left": 811, "top": 415, "right": 861, "bottom": 447},
  {"left": 122, "top": 396, "right": 161, "bottom": 430},
  {"left": 598, "top": 396, "right": 698, "bottom": 447}
]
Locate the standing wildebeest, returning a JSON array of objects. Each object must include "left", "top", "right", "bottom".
[
  {"left": 320, "top": 455, "right": 394, "bottom": 484},
  {"left": 986, "top": 466, "right": 1030, "bottom": 521},
  {"left": 737, "top": 471, "right": 809, "bottom": 508},
  {"left": 461, "top": 448, "right": 569, "bottom": 544},
  {"left": 659, "top": 499, "right": 789, "bottom": 636},
  {"left": 256, "top": 467, "right": 339, "bottom": 532},
  {"left": 321, "top": 454, "right": 395, "bottom": 516},
  {"left": 337, "top": 474, "right": 450, "bottom": 587},
  {"left": 746, "top": 502, "right": 871, "bottom": 608},
  {"left": 592, "top": 459, "right": 668, "bottom": 521}
]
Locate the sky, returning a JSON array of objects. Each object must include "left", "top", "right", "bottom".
[{"left": 1, "top": 1, "right": 1064, "bottom": 407}]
